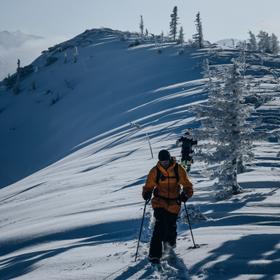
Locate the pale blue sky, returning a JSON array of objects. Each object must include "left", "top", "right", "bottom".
[{"left": 1, "top": 0, "right": 280, "bottom": 42}]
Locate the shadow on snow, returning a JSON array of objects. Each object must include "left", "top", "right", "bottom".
[
  {"left": 0, "top": 219, "right": 140, "bottom": 280},
  {"left": 190, "top": 234, "right": 280, "bottom": 279}
]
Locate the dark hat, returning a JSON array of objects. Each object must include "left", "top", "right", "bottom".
[{"left": 158, "top": 149, "right": 171, "bottom": 161}]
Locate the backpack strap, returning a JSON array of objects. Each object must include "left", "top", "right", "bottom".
[
  {"left": 156, "top": 166, "right": 161, "bottom": 184},
  {"left": 174, "top": 163, "right": 179, "bottom": 182},
  {"left": 156, "top": 163, "right": 179, "bottom": 184}
]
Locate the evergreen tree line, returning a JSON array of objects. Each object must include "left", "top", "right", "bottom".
[
  {"left": 139, "top": 8, "right": 280, "bottom": 55},
  {"left": 139, "top": 7, "right": 204, "bottom": 48},
  {"left": 247, "top": 30, "right": 279, "bottom": 54}
]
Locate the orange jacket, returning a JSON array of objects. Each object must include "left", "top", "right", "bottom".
[{"left": 143, "top": 159, "right": 193, "bottom": 214}]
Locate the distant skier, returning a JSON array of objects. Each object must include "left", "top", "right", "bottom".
[
  {"left": 142, "top": 149, "right": 193, "bottom": 266},
  {"left": 176, "top": 130, "right": 197, "bottom": 172}
]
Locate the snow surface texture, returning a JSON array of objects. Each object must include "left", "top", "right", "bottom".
[{"left": 0, "top": 28, "right": 279, "bottom": 279}]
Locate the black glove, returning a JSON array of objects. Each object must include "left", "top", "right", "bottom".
[
  {"left": 180, "top": 191, "right": 189, "bottom": 203},
  {"left": 142, "top": 191, "right": 152, "bottom": 201}
]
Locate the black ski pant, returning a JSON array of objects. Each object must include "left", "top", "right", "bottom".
[
  {"left": 181, "top": 152, "right": 192, "bottom": 162},
  {"left": 149, "top": 208, "right": 178, "bottom": 260},
  {"left": 181, "top": 147, "right": 194, "bottom": 162}
]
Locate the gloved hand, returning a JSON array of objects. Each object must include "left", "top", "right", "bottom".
[
  {"left": 142, "top": 191, "right": 152, "bottom": 201},
  {"left": 180, "top": 191, "right": 189, "bottom": 203}
]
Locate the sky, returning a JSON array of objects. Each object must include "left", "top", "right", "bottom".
[{"left": 1, "top": 0, "right": 280, "bottom": 42}]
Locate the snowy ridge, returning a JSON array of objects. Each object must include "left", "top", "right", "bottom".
[
  {"left": 215, "top": 38, "right": 243, "bottom": 49},
  {"left": 0, "top": 28, "right": 206, "bottom": 188},
  {"left": 0, "top": 28, "right": 280, "bottom": 279}
]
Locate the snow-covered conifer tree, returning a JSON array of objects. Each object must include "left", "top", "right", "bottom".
[
  {"left": 14, "top": 59, "right": 21, "bottom": 94},
  {"left": 140, "top": 15, "right": 144, "bottom": 38},
  {"left": 194, "top": 57, "right": 255, "bottom": 198},
  {"left": 154, "top": 35, "right": 162, "bottom": 54},
  {"left": 270, "top": 33, "right": 279, "bottom": 55},
  {"left": 257, "top": 31, "right": 270, "bottom": 53},
  {"left": 145, "top": 28, "right": 149, "bottom": 37},
  {"left": 247, "top": 31, "right": 257, "bottom": 52},
  {"left": 64, "top": 52, "right": 68, "bottom": 63},
  {"left": 73, "top": 46, "right": 79, "bottom": 63},
  {"left": 159, "top": 31, "right": 165, "bottom": 48},
  {"left": 178, "top": 26, "right": 184, "bottom": 46},
  {"left": 193, "top": 12, "right": 204, "bottom": 48},
  {"left": 169, "top": 6, "right": 179, "bottom": 41}
]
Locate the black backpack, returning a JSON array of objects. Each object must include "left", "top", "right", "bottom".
[{"left": 156, "top": 163, "right": 179, "bottom": 184}]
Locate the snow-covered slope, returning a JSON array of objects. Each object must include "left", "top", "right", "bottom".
[
  {"left": 0, "top": 28, "right": 206, "bottom": 188},
  {"left": 0, "top": 29, "right": 279, "bottom": 280}
]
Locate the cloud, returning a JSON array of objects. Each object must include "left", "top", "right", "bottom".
[{"left": 0, "top": 36, "right": 67, "bottom": 80}]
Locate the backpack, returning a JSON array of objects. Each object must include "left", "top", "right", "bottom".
[{"left": 156, "top": 163, "right": 179, "bottom": 184}]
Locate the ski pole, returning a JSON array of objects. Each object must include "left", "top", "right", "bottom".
[
  {"left": 145, "top": 132, "right": 154, "bottom": 159},
  {"left": 183, "top": 202, "right": 199, "bottom": 248},
  {"left": 135, "top": 199, "right": 149, "bottom": 262}
]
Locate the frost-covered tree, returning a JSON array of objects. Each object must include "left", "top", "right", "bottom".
[
  {"left": 251, "top": 30, "right": 279, "bottom": 54},
  {"left": 161, "top": 31, "right": 164, "bottom": 41},
  {"left": 194, "top": 58, "right": 255, "bottom": 198},
  {"left": 169, "top": 6, "right": 179, "bottom": 41},
  {"left": 145, "top": 28, "right": 149, "bottom": 37},
  {"left": 154, "top": 34, "right": 163, "bottom": 54},
  {"left": 257, "top": 31, "right": 270, "bottom": 53},
  {"left": 140, "top": 15, "right": 144, "bottom": 37},
  {"left": 193, "top": 12, "right": 204, "bottom": 48},
  {"left": 270, "top": 33, "right": 279, "bottom": 55},
  {"left": 13, "top": 59, "right": 21, "bottom": 94},
  {"left": 178, "top": 26, "right": 184, "bottom": 46},
  {"left": 64, "top": 52, "right": 68, "bottom": 63},
  {"left": 160, "top": 31, "right": 165, "bottom": 47},
  {"left": 73, "top": 46, "right": 79, "bottom": 63},
  {"left": 247, "top": 31, "right": 257, "bottom": 52}
]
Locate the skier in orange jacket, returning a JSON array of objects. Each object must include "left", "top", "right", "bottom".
[{"left": 142, "top": 149, "right": 193, "bottom": 265}]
